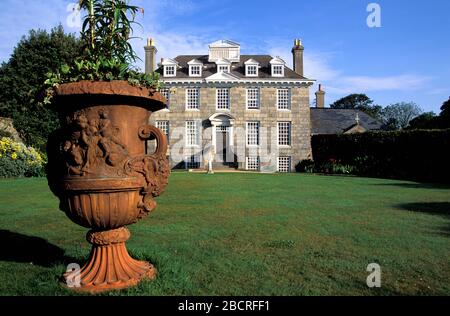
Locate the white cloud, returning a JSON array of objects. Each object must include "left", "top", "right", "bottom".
[
  {"left": 327, "top": 74, "right": 431, "bottom": 95},
  {"left": 0, "top": 0, "right": 435, "bottom": 104}
]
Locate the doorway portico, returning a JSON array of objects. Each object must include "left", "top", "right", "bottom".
[{"left": 209, "top": 113, "right": 236, "bottom": 167}]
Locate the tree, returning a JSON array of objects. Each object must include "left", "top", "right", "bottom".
[
  {"left": 0, "top": 25, "right": 82, "bottom": 151},
  {"left": 330, "top": 94, "right": 373, "bottom": 109},
  {"left": 407, "top": 112, "right": 439, "bottom": 130},
  {"left": 381, "top": 102, "right": 422, "bottom": 130},
  {"left": 439, "top": 97, "right": 450, "bottom": 128},
  {"left": 440, "top": 97, "right": 450, "bottom": 117},
  {"left": 330, "top": 94, "right": 383, "bottom": 120}
]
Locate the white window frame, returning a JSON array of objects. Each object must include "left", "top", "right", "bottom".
[
  {"left": 156, "top": 121, "right": 169, "bottom": 144},
  {"left": 246, "top": 156, "right": 260, "bottom": 171},
  {"left": 246, "top": 88, "right": 260, "bottom": 110},
  {"left": 186, "top": 88, "right": 200, "bottom": 110},
  {"left": 160, "top": 89, "right": 170, "bottom": 110},
  {"left": 246, "top": 121, "right": 260, "bottom": 147},
  {"left": 277, "top": 122, "right": 291, "bottom": 147},
  {"left": 245, "top": 65, "right": 258, "bottom": 77},
  {"left": 277, "top": 88, "right": 291, "bottom": 110},
  {"left": 218, "top": 65, "right": 230, "bottom": 73},
  {"left": 189, "top": 65, "right": 202, "bottom": 77},
  {"left": 164, "top": 65, "right": 176, "bottom": 77},
  {"left": 277, "top": 157, "right": 291, "bottom": 173},
  {"left": 271, "top": 65, "right": 284, "bottom": 77},
  {"left": 216, "top": 88, "right": 230, "bottom": 110},
  {"left": 185, "top": 120, "right": 200, "bottom": 147}
]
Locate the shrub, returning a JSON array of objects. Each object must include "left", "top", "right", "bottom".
[
  {"left": 0, "top": 137, "right": 46, "bottom": 178},
  {"left": 310, "top": 130, "right": 450, "bottom": 183},
  {"left": 296, "top": 159, "right": 315, "bottom": 173},
  {"left": 0, "top": 130, "right": 12, "bottom": 138}
]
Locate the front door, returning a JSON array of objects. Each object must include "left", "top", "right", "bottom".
[{"left": 216, "top": 126, "right": 230, "bottom": 164}]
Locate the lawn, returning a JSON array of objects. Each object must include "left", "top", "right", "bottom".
[{"left": 0, "top": 173, "right": 449, "bottom": 296}]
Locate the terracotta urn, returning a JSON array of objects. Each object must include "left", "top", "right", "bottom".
[{"left": 46, "top": 81, "right": 170, "bottom": 293}]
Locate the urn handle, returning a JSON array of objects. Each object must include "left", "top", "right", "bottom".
[{"left": 138, "top": 125, "right": 168, "bottom": 157}]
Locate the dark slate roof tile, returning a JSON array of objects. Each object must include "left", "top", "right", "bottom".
[
  {"left": 157, "top": 55, "right": 310, "bottom": 80},
  {"left": 310, "top": 108, "right": 382, "bottom": 135}
]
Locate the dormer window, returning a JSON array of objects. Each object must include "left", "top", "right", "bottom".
[
  {"left": 216, "top": 58, "right": 232, "bottom": 74},
  {"left": 270, "top": 57, "right": 286, "bottom": 77},
  {"left": 188, "top": 59, "right": 203, "bottom": 77},
  {"left": 272, "top": 65, "right": 283, "bottom": 76},
  {"left": 244, "top": 58, "right": 260, "bottom": 77},
  {"left": 218, "top": 65, "right": 230, "bottom": 73},
  {"left": 247, "top": 66, "right": 257, "bottom": 76},
  {"left": 164, "top": 66, "right": 176, "bottom": 77},
  {"left": 161, "top": 58, "right": 179, "bottom": 77},
  {"left": 190, "top": 65, "right": 201, "bottom": 76}
]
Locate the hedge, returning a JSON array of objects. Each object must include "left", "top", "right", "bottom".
[{"left": 310, "top": 129, "right": 450, "bottom": 183}]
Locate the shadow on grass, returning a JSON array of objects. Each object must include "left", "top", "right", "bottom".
[
  {"left": 396, "top": 202, "right": 450, "bottom": 236},
  {"left": 0, "top": 230, "right": 77, "bottom": 267},
  {"left": 374, "top": 182, "right": 450, "bottom": 190}
]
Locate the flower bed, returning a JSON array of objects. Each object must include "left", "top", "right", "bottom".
[{"left": 0, "top": 137, "right": 45, "bottom": 178}]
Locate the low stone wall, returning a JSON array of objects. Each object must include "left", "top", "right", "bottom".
[{"left": 0, "top": 117, "right": 22, "bottom": 142}]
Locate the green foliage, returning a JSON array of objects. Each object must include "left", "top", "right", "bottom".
[
  {"left": 440, "top": 97, "right": 450, "bottom": 118},
  {"left": 330, "top": 94, "right": 383, "bottom": 120},
  {"left": 407, "top": 112, "right": 439, "bottom": 130},
  {"left": 330, "top": 94, "right": 373, "bottom": 109},
  {"left": 297, "top": 159, "right": 355, "bottom": 175},
  {"left": 295, "top": 159, "right": 315, "bottom": 173},
  {"left": 439, "top": 97, "right": 450, "bottom": 128},
  {"left": 381, "top": 102, "right": 422, "bottom": 130},
  {"left": 0, "top": 130, "right": 12, "bottom": 138},
  {"left": 43, "top": 0, "right": 161, "bottom": 104},
  {"left": 0, "top": 26, "right": 82, "bottom": 151},
  {"left": 311, "top": 130, "right": 450, "bottom": 183},
  {"left": 0, "top": 137, "right": 46, "bottom": 178}
]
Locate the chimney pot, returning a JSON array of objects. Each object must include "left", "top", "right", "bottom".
[
  {"left": 315, "top": 84, "right": 326, "bottom": 108},
  {"left": 144, "top": 38, "right": 157, "bottom": 74},
  {"left": 292, "top": 38, "right": 304, "bottom": 76}
]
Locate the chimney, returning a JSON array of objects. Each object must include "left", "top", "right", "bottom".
[
  {"left": 144, "top": 38, "right": 157, "bottom": 74},
  {"left": 292, "top": 39, "right": 304, "bottom": 76},
  {"left": 315, "top": 84, "right": 325, "bottom": 108}
]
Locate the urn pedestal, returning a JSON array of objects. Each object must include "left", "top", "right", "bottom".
[{"left": 46, "top": 81, "right": 170, "bottom": 293}]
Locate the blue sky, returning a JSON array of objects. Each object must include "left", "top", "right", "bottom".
[{"left": 1, "top": 0, "right": 449, "bottom": 113}]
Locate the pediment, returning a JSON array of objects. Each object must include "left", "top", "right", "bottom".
[
  {"left": 205, "top": 72, "right": 240, "bottom": 82},
  {"left": 244, "top": 58, "right": 260, "bottom": 65},
  {"left": 161, "top": 58, "right": 179, "bottom": 66},
  {"left": 270, "top": 57, "right": 286, "bottom": 65},
  {"left": 209, "top": 40, "right": 240, "bottom": 48}
]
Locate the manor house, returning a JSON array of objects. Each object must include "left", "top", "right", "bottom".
[{"left": 144, "top": 39, "right": 380, "bottom": 172}]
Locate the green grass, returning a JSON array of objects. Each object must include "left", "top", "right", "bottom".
[{"left": 0, "top": 173, "right": 449, "bottom": 296}]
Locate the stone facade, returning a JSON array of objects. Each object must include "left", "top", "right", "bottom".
[{"left": 147, "top": 40, "right": 314, "bottom": 172}]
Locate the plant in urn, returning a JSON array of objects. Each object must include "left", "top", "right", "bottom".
[{"left": 44, "top": 0, "right": 169, "bottom": 293}]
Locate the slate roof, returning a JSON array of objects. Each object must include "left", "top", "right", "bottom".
[
  {"left": 310, "top": 108, "right": 382, "bottom": 135},
  {"left": 157, "top": 55, "right": 310, "bottom": 80}
]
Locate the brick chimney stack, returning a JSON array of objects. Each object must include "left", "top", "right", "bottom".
[
  {"left": 144, "top": 38, "right": 157, "bottom": 74},
  {"left": 315, "top": 84, "right": 325, "bottom": 108},
  {"left": 292, "top": 39, "right": 304, "bottom": 76}
]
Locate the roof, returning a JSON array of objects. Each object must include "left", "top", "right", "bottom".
[
  {"left": 310, "top": 108, "right": 382, "bottom": 135},
  {"left": 157, "top": 55, "right": 310, "bottom": 80}
]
